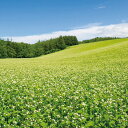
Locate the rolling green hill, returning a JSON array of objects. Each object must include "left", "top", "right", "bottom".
[{"left": 0, "top": 39, "right": 128, "bottom": 127}]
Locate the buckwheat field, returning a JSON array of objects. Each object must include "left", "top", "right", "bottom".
[{"left": 0, "top": 39, "right": 128, "bottom": 127}]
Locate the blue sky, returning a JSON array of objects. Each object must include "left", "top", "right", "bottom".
[{"left": 0, "top": 0, "right": 128, "bottom": 43}]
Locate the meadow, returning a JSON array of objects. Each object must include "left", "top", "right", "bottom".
[{"left": 0, "top": 39, "right": 128, "bottom": 127}]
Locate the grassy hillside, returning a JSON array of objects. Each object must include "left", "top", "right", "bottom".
[{"left": 0, "top": 39, "right": 128, "bottom": 127}]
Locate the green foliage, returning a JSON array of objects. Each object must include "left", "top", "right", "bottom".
[
  {"left": 56, "top": 36, "right": 66, "bottom": 50},
  {"left": 0, "top": 40, "right": 34, "bottom": 58},
  {"left": 81, "top": 37, "right": 120, "bottom": 44},
  {"left": 0, "top": 38, "right": 127, "bottom": 127},
  {"left": 63, "top": 36, "right": 78, "bottom": 46},
  {"left": 0, "top": 36, "right": 78, "bottom": 58}
]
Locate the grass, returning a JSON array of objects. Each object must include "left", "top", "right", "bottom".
[{"left": 0, "top": 38, "right": 128, "bottom": 127}]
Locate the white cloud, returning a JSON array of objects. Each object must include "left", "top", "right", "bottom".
[
  {"left": 71, "top": 23, "right": 102, "bottom": 29},
  {"left": 97, "top": 6, "right": 106, "bottom": 9},
  {"left": 1, "top": 23, "right": 128, "bottom": 44}
]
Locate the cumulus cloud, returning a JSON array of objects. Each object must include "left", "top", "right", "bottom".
[{"left": 2, "top": 23, "right": 128, "bottom": 44}]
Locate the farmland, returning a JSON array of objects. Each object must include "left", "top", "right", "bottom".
[{"left": 0, "top": 39, "right": 128, "bottom": 127}]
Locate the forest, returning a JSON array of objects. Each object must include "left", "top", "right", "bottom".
[{"left": 80, "top": 37, "right": 119, "bottom": 44}]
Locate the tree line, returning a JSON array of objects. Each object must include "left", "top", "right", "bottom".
[
  {"left": 80, "top": 37, "right": 119, "bottom": 44},
  {"left": 0, "top": 36, "right": 120, "bottom": 58},
  {"left": 0, "top": 36, "right": 78, "bottom": 58}
]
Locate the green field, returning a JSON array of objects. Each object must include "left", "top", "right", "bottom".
[{"left": 0, "top": 39, "right": 128, "bottom": 127}]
